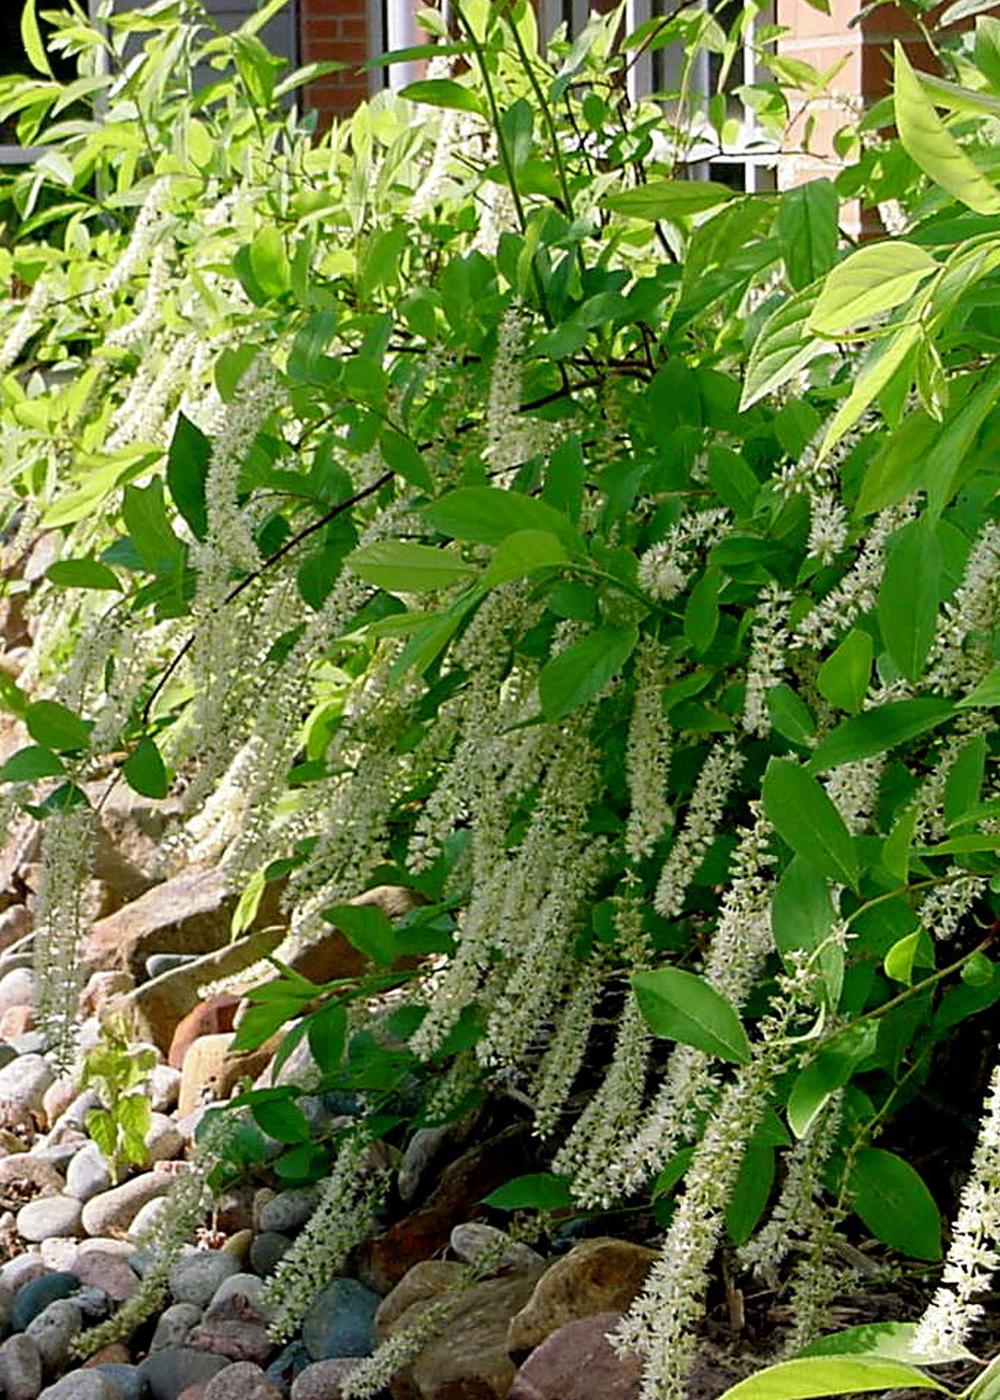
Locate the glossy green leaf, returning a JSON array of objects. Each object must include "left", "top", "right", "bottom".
[
  {"left": 877, "top": 517, "right": 941, "bottom": 683},
  {"left": 123, "top": 738, "right": 169, "bottom": 800},
  {"left": 808, "top": 243, "right": 937, "bottom": 335},
  {"left": 26, "top": 700, "right": 91, "bottom": 753},
  {"left": 380, "top": 429, "right": 433, "bottom": 491},
  {"left": 957, "top": 666, "right": 1000, "bottom": 710},
  {"left": 894, "top": 44, "right": 1000, "bottom": 214},
  {"left": 252, "top": 1096, "right": 311, "bottom": 1145},
  {"left": 482, "top": 530, "right": 568, "bottom": 587},
  {"left": 762, "top": 759, "right": 859, "bottom": 890},
  {"left": 726, "top": 1142, "right": 775, "bottom": 1245},
  {"left": 777, "top": 180, "right": 839, "bottom": 292},
  {"left": 0, "top": 745, "right": 66, "bottom": 783},
  {"left": 741, "top": 283, "right": 828, "bottom": 410},
  {"left": 632, "top": 968, "right": 751, "bottom": 1064},
  {"left": 324, "top": 903, "right": 398, "bottom": 966},
  {"left": 787, "top": 1023, "right": 877, "bottom": 1138},
  {"left": 482, "top": 1173, "right": 574, "bottom": 1210},
  {"left": 307, "top": 1001, "right": 348, "bottom": 1074},
  {"left": 400, "top": 78, "right": 484, "bottom": 114},
  {"left": 818, "top": 322, "right": 922, "bottom": 459},
  {"left": 166, "top": 412, "right": 210, "bottom": 541},
  {"left": 883, "top": 930, "right": 932, "bottom": 985},
  {"left": 771, "top": 857, "right": 843, "bottom": 1007},
  {"left": 816, "top": 630, "right": 873, "bottom": 714},
  {"left": 347, "top": 540, "right": 474, "bottom": 594},
  {"left": 231, "top": 1000, "right": 300, "bottom": 1053},
  {"left": 848, "top": 1146, "right": 942, "bottom": 1260},
  {"left": 249, "top": 227, "right": 291, "bottom": 300},
  {"left": 538, "top": 624, "right": 638, "bottom": 721},
  {"left": 944, "top": 735, "right": 987, "bottom": 828},
  {"left": 422, "top": 487, "right": 581, "bottom": 551},
  {"left": 806, "top": 699, "right": 955, "bottom": 773},
  {"left": 46, "top": 558, "right": 121, "bottom": 591},
  {"left": 711, "top": 1355, "right": 943, "bottom": 1400},
  {"left": 603, "top": 180, "right": 734, "bottom": 221},
  {"left": 796, "top": 1321, "right": 972, "bottom": 1365},
  {"left": 21, "top": 0, "right": 52, "bottom": 77}
]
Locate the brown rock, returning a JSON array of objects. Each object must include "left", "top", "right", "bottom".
[
  {"left": 0, "top": 1004, "right": 35, "bottom": 1037},
  {"left": 83, "top": 1343, "right": 132, "bottom": 1367},
  {"left": 205, "top": 1362, "right": 284, "bottom": 1400},
  {"left": 79, "top": 971, "right": 134, "bottom": 1020},
  {"left": 169, "top": 999, "right": 241, "bottom": 1070},
  {"left": 42, "top": 1078, "right": 77, "bottom": 1128},
  {"left": 187, "top": 1319, "right": 272, "bottom": 1364},
  {"left": 506, "top": 1238, "right": 656, "bottom": 1355},
  {"left": 286, "top": 885, "right": 419, "bottom": 985},
  {"left": 0, "top": 1155, "right": 65, "bottom": 1195},
  {"left": 291, "top": 1360, "right": 362, "bottom": 1400},
  {"left": 176, "top": 1035, "right": 274, "bottom": 1118},
  {"left": 128, "top": 928, "right": 287, "bottom": 1055},
  {"left": 81, "top": 1171, "right": 170, "bottom": 1236},
  {"left": 386, "top": 1271, "right": 543, "bottom": 1400},
  {"left": 358, "top": 1127, "right": 530, "bottom": 1293},
  {"left": 375, "top": 1261, "right": 464, "bottom": 1341},
  {"left": 83, "top": 867, "right": 284, "bottom": 980},
  {"left": 73, "top": 1249, "right": 140, "bottom": 1301},
  {"left": 507, "top": 1312, "right": 642, "bottom": 1400},
  {"left": 0, "top": 904, "right": 32, "bottom": 953}
]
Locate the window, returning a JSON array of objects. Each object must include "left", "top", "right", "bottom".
[{"left": 541, "top": 0, "right": 778, "bottom": 194}]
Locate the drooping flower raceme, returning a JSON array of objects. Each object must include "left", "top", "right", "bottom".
[{"left": 913, "top": 1064, "right": 1000, "bottom": 1357}]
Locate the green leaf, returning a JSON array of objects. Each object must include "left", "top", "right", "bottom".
[
  {"left": 123, "top": 738, "right": 169, "bottom": 800},
  {"left": 538, "top": 624, "right": 638, "bottom": 722},
  {"left": 400, "top": 78, "right": 484, "bottom": 114},
  {"left": 777, "top": 180, "right": 838, "bottom": 292},
  {"left": 307, "top": 1001, "right": 347, "bottom": 1074},
  {"left": 818, "top": 322, "right": 922, "bottom": 459},
  {"left": 883, "top": 930, "right": 932, "bottom": 985},
  {"left": 422, "top": 487, "right": 581, "bottom": 551},
  {"left": 0, "top": 746, "right": 66, "bottom": 782},
  {"left": 21, "top": 0, "right": 52, "bottom": 76},
  {"left": 632, "top": 968, "right": 751, "bottom": 1065},
  {"left": 347, "top": 540, "right": 474, "bottom": 594},
  {"left": 117, "top": 1092, "right": 151, "bottom": 1167},
  {"left": 26, "top": 700, "right": 91, "bottom": 753},
  {"left": 726, "top": 1142, "right": 775, "bottom": 1245},
  {"left": 957, "top": 666, "right": 1000, "bottom": 710},
  {"left": 603, "top": 180, "right": 734, "bottom": 220},
  {"left": 482, "top": 530, "right": 568, "bottom": 587},
  {"left": 849, "top": 1146, "right": 942, "bottom": 1261},
  {"left": 122, "top": 480, "right": 186, "bottom": 577},
  {"left": 684, "top": 568, "right": 721, "bottom": 654},
  {"left": 0, "top": 671, "right": 28, "bottom": 719},
  {"left": 806, "top": 699, "right": 955, "bottom": 773},
  {"left": 323, "top": 903, "right": 399, "bottom": 966},
  {"left": 894, "top": 44, "right": 1000, "bottom": 214},
  {"left": 252, "top": 1096, "right": 311, "bottom": 1144},
  {"left": 84, "top": 1108, "right": 117, "bottom": 1166},
  {"left": 741, "top": 283, "right": 828, "bottom": 410},
  {"left": 944, "top": 736, "right": 987, "bottom": 828},
  {"left": 796, "top": 1321, "right": 972, "bottom": 1365},
  {"left": 46, "top": 558, "right": 121, "bottom": 591},
  {"left": 380, "top": 429, "right": 433, "bottom": 491},
  {"left": 231, "top": 1000, "right": 299, "bottom": 1052},
  {"left": 762, "top": 759, "right": 859, "bottom": 890},
  {"left": 771, "top": 857, "right": 843, "bottom": 1008},
  {"left": 882, "top": 807, "right": 917, "bottom": 883},
  {"left": 768, "top": 684, "right": 816, "bottom": 747},
  {"left": 968, "top": 1355, "right": 1000, "bottom": 1400},
  {"left": 877, "top": 517, "right": 941, "bottom": 683},
  {"left": 817, "top": 630, "right": 873, "bottom": 714},
  {"left": 248, "top": 227, "right": 291, "bottom": 300},
  {"left": 712, "top": 1356, "right": 945, "bottom": 1400},
  {"left": 481, "top": 1172, "right": 574, "bottom": 1211},
  {"left": 808, "top": 243, "right": 937, "bottom": 335},
  {"left": 787, "top": 1024, "right": 877, "bottom": 1138},
  {"left": 166, "top": 412, "right": 210, "bottom": 541}
]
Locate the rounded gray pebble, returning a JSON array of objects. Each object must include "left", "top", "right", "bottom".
[
  {"left": 169, "top": 1252, "right": 239, "bottom": 1308},
  {"left": 39, "top": 1373, "right": 124, "bottom": 1400},
  {"left": 249, "top": 1233, "right": 290, "bottom": 1278},
  {"left": 256, "top": 1190, "right": 318, "bottom": 1235},
  {"left": 26, "top": 1299, "right": 82, "bottom": 1373},
  {"left": 16, "top": 1196, "right": 83, "bottom": 1244},
  {"left": 149, "top": 1302, "right": 203, "bottom": 1353}
]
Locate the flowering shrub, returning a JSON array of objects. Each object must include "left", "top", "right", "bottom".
[{"left": 0, "top": 0, "right": 999, "bottom": 1394}]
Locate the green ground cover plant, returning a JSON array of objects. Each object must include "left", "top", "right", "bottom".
[{"left": 0, "top": 0, "right": 998, "bottom": 1394}]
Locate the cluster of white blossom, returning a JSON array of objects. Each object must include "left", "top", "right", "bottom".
[
  {"left": 625, "top": 638, "right": 673, "bottom": 861},
  {"left": 824, "top": 756, "right": 884, "bottom": 835},
  {"left": 792, "top": 502, "right": 916, "bottom": 649},
  {"left": 532, "top": 955, "right": 604, "bottom": 1139},
  {"left": 102, "top": 176, "right": 172, "bottom": 296},
  {"left": 807, "top": 489, "right": 850, "bottom": 563},
  {"left": 614, "top": 955, "right": 818, "bottom": 1400},
  {"left": 742, "top": 585, "right": 791, "bottom": 737},
  {"left": 925, "top": 522, "right": 1000, "bottom": 696},
  {"left": 918, "top": 871, "right": 988, "bottom": 942},
  {"left": 33, "top": 805, "right": 97, "bottom": 1068},
  {"left": 740, "top": 1095, "right": 842, "bottom": 1279},
  {"left": 483, "top": 304, "right": 537, "bottom": 484},
  {"left": 654, "top": 737, "right": 745, "bottom": 918},
  {"left": 0, "top": 278, "right": 52, "bottom": 376},
  {"left": 105, "top": 246, "right": 172, "bottom": 351},
  {"left": 914, "top": 1064, "right": 1000, "bottom": 1356},
  {"left": 637, "top": 509, "right": 730, "bottom": 603},
  {"left": 263, "top": 1134, "right": 390, "bottom": 1343}
]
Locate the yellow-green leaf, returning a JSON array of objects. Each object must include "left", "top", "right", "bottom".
[{"left": 894, "top": 44, "right": 1000, "bottom": 214}]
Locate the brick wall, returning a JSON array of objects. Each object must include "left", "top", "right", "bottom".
[{"left": 299, "top": 0, "right": 374, "bottom": 123}]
